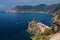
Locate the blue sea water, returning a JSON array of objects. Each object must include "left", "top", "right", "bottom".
[{"left": 0, "top": 12, "right": 53, "bottom": 40}]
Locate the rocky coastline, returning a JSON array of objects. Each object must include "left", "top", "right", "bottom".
[{"left": 27, "top": 7, "right": 60, "bottom": 40}]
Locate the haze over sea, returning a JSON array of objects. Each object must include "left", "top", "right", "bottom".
[{"left": 0, "top": 11, "right": 53, "bottom": 40}]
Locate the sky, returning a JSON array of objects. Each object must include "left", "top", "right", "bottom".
[{"left": 0, "top": 0, "right": 60, "bottom": 10}]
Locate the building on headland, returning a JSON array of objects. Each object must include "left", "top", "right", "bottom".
[
  {"left": 36, "top": 22, "right": 49, "bottom": 32},
  {"left": 27, "top": 19, "right": 49, "bottom": 36}
]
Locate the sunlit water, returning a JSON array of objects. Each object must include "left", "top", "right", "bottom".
[{"left": 0, "top": 12, "right": 53, "bottom": 40}]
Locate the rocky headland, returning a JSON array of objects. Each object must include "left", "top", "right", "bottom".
[
  {"left": 27, "top": 19, "right": 54, "bottom": 40},
  {"left": 27, "top": 7, "right": 60, "bottom": 40}
]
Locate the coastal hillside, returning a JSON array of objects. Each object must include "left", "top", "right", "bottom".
[
  {"left": 52, "top": 7, "right": 60, "bottom": 25},
  {"left": 27, "top": 19, "right": 49, "bottom": 36},
  {"left": 49, "top": 7, "right": 60, "bottom": 40},
  {"left": 27, "top": 19, "right": 54, "bottom": 40},
  {"left": 27, "top": 7, "right": 60, "bottom": 40},
  {"left": 6, "top": 3, "right": 60, "bottom": 13}
]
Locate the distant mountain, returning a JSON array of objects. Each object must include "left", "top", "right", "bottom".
[
  {"left": 7, "top": 3, "right": 60, "bottom": 13},
  {"left": 46, "top": 3, "right": 60, "bottom": 13}
]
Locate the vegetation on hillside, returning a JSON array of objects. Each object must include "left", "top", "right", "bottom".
[
  {"left": 27, "top": 7, "right": 60, "bottom": 40},
  {"left": 27, "top": 19, "right": 54, "bottom": 40},
  {"left": 27, "top": 19, "right": 40, "bottom": 37},
  {"left": 32, "top": 27, "right": 54, "bottom": 40},
  {"left": 10, "top": 3, "right": 60, "bottom": 13}
]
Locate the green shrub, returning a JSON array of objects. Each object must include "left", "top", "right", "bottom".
[
  {"left": 44, "top": 27, "right": 53, "bottom": 35},
  {"left": 57, "top": 15, "right": 60, "bottom": 19}
]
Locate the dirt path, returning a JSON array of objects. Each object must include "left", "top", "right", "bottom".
[{"left": 50, "top": 32, "right": 60, "bottom": 40}]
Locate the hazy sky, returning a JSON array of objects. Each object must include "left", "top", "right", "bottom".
[{"left": 0, "top": 0, "right": 60, "bottom": 10}]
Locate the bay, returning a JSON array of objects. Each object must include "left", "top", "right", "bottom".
[{"left": 0, "top": 12, "right": 53, "bottom": 40}]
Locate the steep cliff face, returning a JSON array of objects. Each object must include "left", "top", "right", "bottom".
[
  {"left": 52, "top": 7, "right": 60, "bottom": 32},
  {"left": 50, "top": 7, "right": 60, "bottom": 40}
]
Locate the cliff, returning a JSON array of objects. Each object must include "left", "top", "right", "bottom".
[
  {"left": 52, "top": 7, "right": 60, "bottom": 32},
  {"left": 49, "top": 7, "right": 60, "bottom": 40},
  {"left": 27, "top": 7, "right": 60, "bottom": 40}
]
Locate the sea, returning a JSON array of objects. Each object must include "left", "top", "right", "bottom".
[{"left": 0, "top": 11, "right": 53, "bottom": 40}]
